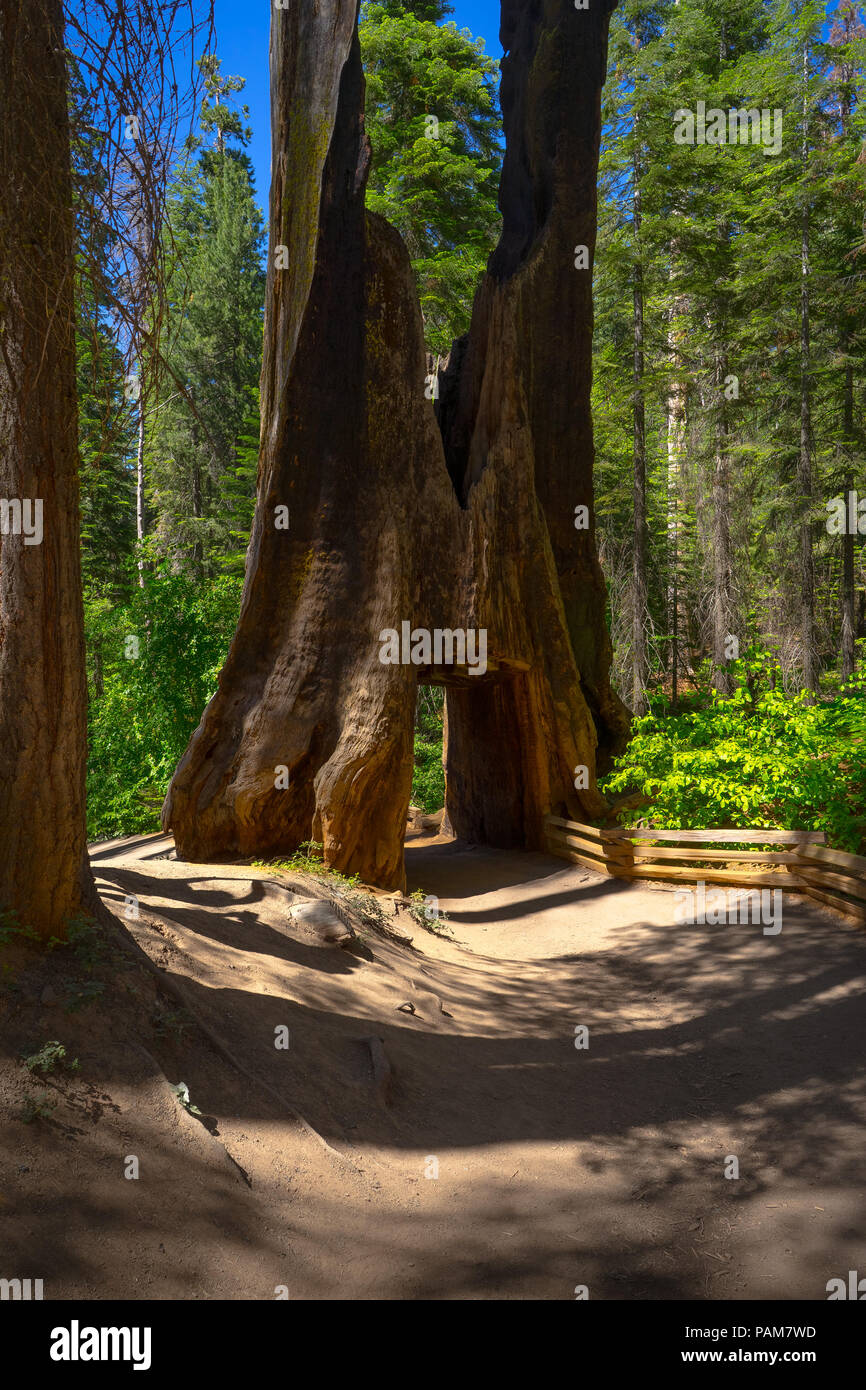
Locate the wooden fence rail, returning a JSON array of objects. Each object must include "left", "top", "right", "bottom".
[{"left": 544, "top": 816, "right": 866, "bottom": 923}]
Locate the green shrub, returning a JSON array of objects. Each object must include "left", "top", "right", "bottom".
[
  {"left": 22, "top": 1041, "right": 79, "bottom": 1075},
  {"left": 86, "top": 570, "right": 242, "bottom": 839},
  {"left": 412, "top": 686, "right": 445, "bottom": 813},
  {"left": 602, "top": 657, "right": 866, "bottom": 853}
]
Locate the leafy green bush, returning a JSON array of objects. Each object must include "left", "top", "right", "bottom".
[
  {"left": 261, "top": 843, "right": 357, "bottom": 884},
  {"left": 412, "top": 733, "right": 446, "bottom": 813},
  {"left": 22, "top": 1041, "right": 79, "bottom": 1076},
  {"left": 412, "top": 686, "right": 445, "bottom": 813},
  {"left": 85, "top": 570, "right": 242, "bottom": 839},
  {"left": 602, "top": 658, "right": 866, "bottom": 853}
]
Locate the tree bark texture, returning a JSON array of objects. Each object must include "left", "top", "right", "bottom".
[
  {"left": 164, "top": 0, "right": 628, "bottom": 890},
  {"left": 0, "top": 0, "right": 96, "bottom": 935}
]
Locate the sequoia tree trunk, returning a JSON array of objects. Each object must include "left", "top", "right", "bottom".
[
  {"left": 0, "top": 0, "right": 96, "bottom": 936},
  {"left": 164, "top": 0, "right": 627, "bottom": 889}
]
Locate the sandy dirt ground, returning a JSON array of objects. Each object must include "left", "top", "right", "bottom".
[{"left": 1, "top": 829, "right": 865, "bottom": 1300}]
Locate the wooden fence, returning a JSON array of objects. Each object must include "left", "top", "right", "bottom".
[{"left": 544, "top": 816, "right": 866, "bottom": 924}]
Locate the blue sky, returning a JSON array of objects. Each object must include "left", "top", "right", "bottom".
[{"left": 212, "top": 1, "right": 502, "bottom": 214}]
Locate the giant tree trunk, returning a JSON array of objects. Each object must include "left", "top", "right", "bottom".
[
  {"left": 164, "top": 0, "right": 628, "bottom": 889},
  {"left": 0, "top": 0, "right": 96, "bottom": 936}
]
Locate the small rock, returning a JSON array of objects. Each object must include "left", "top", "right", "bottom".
[
  {"left": 40, "top": 985, "right": 57, "bottom": 1005},
  {"left": 289, "top": 899, "right": 354, "bottom": 946}
]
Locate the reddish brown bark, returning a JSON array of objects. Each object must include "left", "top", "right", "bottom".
[
  {"left": 0, "top": 0, "right": 96, "bottom": 936},
  {"left": 164, "top": 0, "right": 627, "bottom": 889}
]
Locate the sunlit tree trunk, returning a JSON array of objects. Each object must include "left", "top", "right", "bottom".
[
  {"left": 163, "top": 0, "right": 627, "bottom": 888},
  {"left": 0, "top": 0, "right": 96, "bottom": 937}
]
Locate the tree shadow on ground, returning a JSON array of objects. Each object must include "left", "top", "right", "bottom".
[{"left": 45, "top": 837, "right": 866, "bottom": 1299}]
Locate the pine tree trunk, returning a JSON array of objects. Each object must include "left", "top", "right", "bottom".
[
  {"left": 163, "top": 0, "right": 627, "bottom": 888},
  {"left": 841, "top": 355, "right": 856, "bottom": 682},
  {"left": 191, "top": 432, "right": 203, "bottom": 573},
  {"left": 712, "top": 349, "right": 733, "bottom": 695},
  {"left": 136, "top": 387, "right": 146, "bottom": 588},
  {"left": 799, "top": 43, "right": 817, "bottom": 695},
  {"left": 0, "top": 0, "right": 96, "bottom": 937},
  {"left": 631, "top": 154, "right": 648, "bottom": 715},
  {"left": 665, "top": 295, "right": 687, "bottom": 709},
  {"left": 799, "top": 202, "right": 817, "bottom": 694},
  {"left": 837, "top": 62, "right": 857, "bottom": 685},
  {"left": 692, "top": 392, "right": 710, "bottom": 670}
]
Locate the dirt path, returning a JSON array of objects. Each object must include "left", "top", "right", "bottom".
[{"left": 3, "top": 831, "right": 865, "bottom": 1300}]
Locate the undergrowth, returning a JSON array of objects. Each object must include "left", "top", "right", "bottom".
[{"left": 602, "top": 655, "right": 866, "bottom": 853}]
